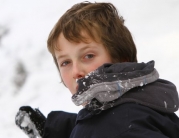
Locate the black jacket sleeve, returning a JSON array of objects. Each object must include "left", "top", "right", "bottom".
[{"left": 43, "top": 111, "right": 77, "bottom": 138}]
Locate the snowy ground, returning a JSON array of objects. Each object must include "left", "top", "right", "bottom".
[{"left": 0, "top": 0, "right": 179, "bottom": 137}]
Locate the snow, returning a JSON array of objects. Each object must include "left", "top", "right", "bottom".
[
  {"left": 20, "top": 115, "right": 30, "bottom": 127},
  {"left": 140, "top": 82, "right": 144, "bottom": 87},
  {"left": 0, "top": 0, "right": 179, "bottom": 137},
  {"left": 164, "top": 101, "right": 168, "bottom": 109},
  {"left": 83, "top": 82, "right": 86, "bottom": 86}
]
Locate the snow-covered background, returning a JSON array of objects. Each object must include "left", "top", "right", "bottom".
[{"left": 0, "top": 0, "right": 178, "bottom": 137}]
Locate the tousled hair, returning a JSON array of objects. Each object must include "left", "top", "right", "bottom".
[{"left": 47, "top": 1, "right": 137, "bottom": 72}]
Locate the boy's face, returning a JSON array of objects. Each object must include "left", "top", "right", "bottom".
[{"left": 55, "top": 33, "right": 112, "bottom": 95}]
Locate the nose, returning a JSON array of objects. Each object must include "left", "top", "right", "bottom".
[{"left": 72, "top": 62, "right": 85, "bottom": 80}]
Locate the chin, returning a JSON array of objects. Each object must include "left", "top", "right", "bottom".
[{"left": 70, "top": 91, "right": 76, "bottom": 95}]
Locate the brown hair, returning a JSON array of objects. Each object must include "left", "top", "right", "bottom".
[{"left": 47, "top": 1, "right": 137, "bottom": 71}]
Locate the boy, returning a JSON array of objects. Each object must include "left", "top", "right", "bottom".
[{"left": 15, "top": 2, "right": 179, "bottom": 138}]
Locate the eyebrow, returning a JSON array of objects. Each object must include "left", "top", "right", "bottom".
[
  {"left": 57, "top": 45, "right": 94, "bottom": 60},
  {"left": 57, "top": 54, "right": 67, "bottom": 60},
  {"left": 79, "top": 45, "right": 93, "bottom": 51}
]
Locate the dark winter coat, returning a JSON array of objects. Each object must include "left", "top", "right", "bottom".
[{"left": 43, "top": 61, "right": 179, "bottom": 138}]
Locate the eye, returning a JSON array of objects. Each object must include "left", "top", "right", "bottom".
[
  {"left": 84, "top": 54, "right": 95, "bottom": 59},
  {"left": 60, "top": 60, "right": 71, "bottom": 67}
]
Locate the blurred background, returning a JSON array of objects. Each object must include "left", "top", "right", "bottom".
[{"left": 0, "top": 0, "right": 178, "bottom": 137}]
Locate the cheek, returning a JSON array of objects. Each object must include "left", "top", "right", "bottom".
[
  {"left": 87, "top": 63, "right": 102, "bottom": 73},
  {"left": 60, "top": 70, "right": 71, "bottom": 87}
]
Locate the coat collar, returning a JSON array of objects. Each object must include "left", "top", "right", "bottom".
[{"left": 72, "top": 61, "right": 178, "bottom": 114}]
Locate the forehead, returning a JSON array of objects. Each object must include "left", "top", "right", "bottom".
[{"left": 56, "top": 31, "right": 100, "bottom": 50}]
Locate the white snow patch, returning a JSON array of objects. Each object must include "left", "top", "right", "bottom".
[
  {"left": 20, "top": 115, "right": 31, "bottom": 127},
  {"left": 164, "top": 101, "right": 167, "bottom": 109},
  {"left": 140, "top": 82, "right": 144, "bottom": 86}
]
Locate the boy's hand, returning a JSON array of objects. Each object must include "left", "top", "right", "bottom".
[{"left": 15, "top": 106, "right": 46, "bottom": 138}]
